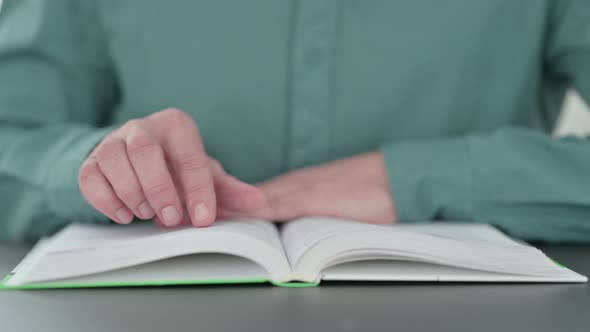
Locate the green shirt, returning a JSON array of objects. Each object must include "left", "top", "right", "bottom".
[{"left": 1, "top": 0, "right": 589, "bottom": 243}]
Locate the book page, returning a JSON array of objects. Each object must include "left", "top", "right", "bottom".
[
  {"left": 48, "top": 219, "right": 285, "bottom": 253},
  {"left": 280, "top": 217, "right": 377, "bottom": 266},
  {"left": 390, "top": 223, "right": 524, "bottom": 246},
  {"left": 9, "top": 219, "right": 292, "bottom": 285},
  {"left": 281, "top": 218, "right": 524, "bottom": 267},
  {"left": 281, "top": 217, "right": 574, "bottom": 282}
]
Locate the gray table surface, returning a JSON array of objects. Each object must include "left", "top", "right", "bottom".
[{"left": 1, "top": 243, "right": 589, "bottom": 332}]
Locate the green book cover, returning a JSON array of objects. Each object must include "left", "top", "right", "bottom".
[{"left": 0, "top": 274, "right": 319, "bottom": 290}]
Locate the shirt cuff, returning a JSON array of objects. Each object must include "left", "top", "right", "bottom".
[
  {"left": 380, "top": 137, "right": 475, "bottom": 223},
  {"left": 46, "top": 125, "right": 116, "bottom": 224}
]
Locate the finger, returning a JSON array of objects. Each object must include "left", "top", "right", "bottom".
[
  {"left": 78, "top": 157, "right": 134, "bottom": 224},
  {"left": 153, "top": 213, "right": 192, "bottom": 228},
  {"left": 214, "top": 175, "right": 267, "bottom": 211},
  {"left": 208, "top": 158, "right": 267, "bottom": 211},
  {"left": 153, "top": 109, "right": 216, "bottom": 227},
  {"left": 216, "top": 206, "right": 276, "bottom": 221},
  {"left": 95, "top": 135, "right": 155, "bottom": 220},
  {"left": 126, "top": 123, "right": 184, "bottom": 227},
  {"left": 215, "top": 208, "right": 257, "bottom": 220},
  {"left": 216, "top": 193, "right": 300, "bottom": 222},
  {"left": 207, "top": 158, "right": 226, "bottom": 176}
]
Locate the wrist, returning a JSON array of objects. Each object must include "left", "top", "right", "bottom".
[{"left": 354, "top": 151, "right": 398, "bottom": 222}]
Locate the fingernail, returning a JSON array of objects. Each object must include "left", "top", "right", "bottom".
[
  {"left": 115, "top": 208, "right": 134, "bottom": 224},
  {"left": 193, "top": 203, "right": 210, "bottom": 224},
  {"left": 161, "top": 206, "right": 180, "bottom": 226},
  {"left": 138, "top": 202, "right": 155, "bottom": 219}
]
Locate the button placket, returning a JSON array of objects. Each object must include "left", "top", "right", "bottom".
[{"left": 287, "top": 0, "right": 339, "bottom": 169}]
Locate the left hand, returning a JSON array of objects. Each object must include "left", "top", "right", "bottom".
[{"left": 218, "top": 152, "right": 397, "bottom": 224}]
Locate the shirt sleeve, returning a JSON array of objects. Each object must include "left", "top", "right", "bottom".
[
  {"left": 0, "top": 0, "right": 118, "bottom": 242},
  {"left": 381, "top": 0, "right": 590, "bottom": 243}
]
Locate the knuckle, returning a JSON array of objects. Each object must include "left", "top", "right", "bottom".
[
  {"left": 174, "top": 152, "right": 208, "bottom": 172},
  {"left": 144, "top": 181, "right": 176, "bottom": 198},
  {"left": 162, "top": 108, "right": 189, "bottom": 121},
  {"left": 161, "top": 108, "right": 198, "bottom": 130},
  {"left": 82, "top": 185, "right": 119, "bottom": 212},
  {"left": 119, "top": 119, "right": 144, "bottom": 135},
  {"left": 126, "top": 131, "right": 159, "bottom": 156},
  {"left": 160, "top": 108, "right": 193, "bottom": 125},
  {"left": 78, "top": 160, "right": 100, "bottom": 184},
  {"left": 149, "top": 108, "right": 200, "bottom": 138},
  {"left": 96, "top": 137, "right": 125, "bottom": 161},
  {"left": 117, "top": 187, "right": 143, "bottom": 204},
  {"left": 184, "top": 185, "right": 213, "bottom": 203},
  {"left": 94, "top": 194, "right": 121, "bottom": 213}
]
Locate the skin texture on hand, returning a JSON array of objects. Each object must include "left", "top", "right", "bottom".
[
  {"left": 219, "top": 152, "right": 398, "bottom": 225},
  {"left": 78, "top": 108, "right": 266, "bottom": 227},
  {"left": 79, "top": 108, "right": 397, "bottom": 227}
]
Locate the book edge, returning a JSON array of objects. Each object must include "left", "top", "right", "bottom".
[{"left": 0, "top": 274, "right": 270, "bottom": 290}]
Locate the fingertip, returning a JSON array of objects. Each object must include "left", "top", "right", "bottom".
[
  {"left": 154, "top": 214, "right": 192, "bottom": 228},
  {"left": 153, "top": 216, "right": 167, "bottom": 228},
  {"left": 137, "top": 201, "right": 155, "bottom": 220},
  {"left": 115, "top": 208, "right": 134, "bottom": 225},
  {"left": 161, "top": 205, "right": 182, "bottom": 227},
  {"left": 191, "top": 203, "right": 215, "bottom": 227}
]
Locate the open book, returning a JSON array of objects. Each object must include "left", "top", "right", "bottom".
[{"left": 1, "top": 217, "right": 586, "bottom": 289}]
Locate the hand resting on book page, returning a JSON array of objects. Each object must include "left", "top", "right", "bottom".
[
  {"left": 79, "top": 109, "right": 395, "bottom": 229},
  {"left": 78, "top": 108, "right": 266, "bottom": 228},
  {"left": 219, "top": 152, "right": 398, "bottom": 224}
]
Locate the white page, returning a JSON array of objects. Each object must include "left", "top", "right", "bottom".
[
  {"left": 322, "top": 260, "right": 586, "bottom": 283},
  {"left": 281, "top": 217, "right": 382, "bottom": 266},
  {"left": 282, "top": 217, "right": 525, "bottom": 266},
  {"left": 48, "top": 219, "right": 284, "bottom": 253},
  {"left": 48, "top": 254, "right": 269, "bottom": 285},
  {"left": 281, "top": 217, "right": 583, "bottom": 282},
  {"left": 390, "top": 223, "right": 524, "bottom": 246},
  {"left": 9, "top": 219, "right": 292, "bottom": 285}
]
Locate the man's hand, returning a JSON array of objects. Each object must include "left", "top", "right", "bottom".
[
  {"left": 219, "top": 152, "right": 398, "bottom": 224},
  {"left": 78, "top": 108, "right": 266, "bottom": 227}
]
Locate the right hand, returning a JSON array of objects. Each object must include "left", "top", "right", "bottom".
[{"left": 78, "top": 108, "right": 266, "bottom": 227}]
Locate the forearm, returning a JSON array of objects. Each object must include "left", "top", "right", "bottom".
[
  {"left": 0, "top": 125, "right": 113, "bottom": 242},
  {"left": 381, "top": 128, "right": 590, "bottom": 243}
]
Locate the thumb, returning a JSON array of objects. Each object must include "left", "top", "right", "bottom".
[{"left": 214, "top": 174, "right": 267, "bottom": 211}]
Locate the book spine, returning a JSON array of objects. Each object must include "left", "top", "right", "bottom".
[{"left": 270, "top": 280, "right": 320, "bottom": 288}]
